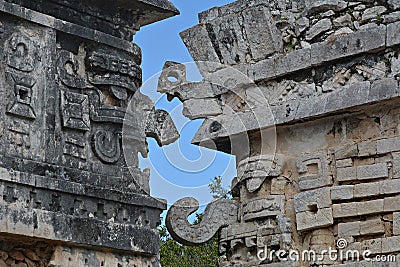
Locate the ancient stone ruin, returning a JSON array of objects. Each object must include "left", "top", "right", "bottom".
[
  {"left": 165, "top": 0, "right": 400, "bottom": 266},
  {"left": 0, "top": 0, "right": 180, "bottom": 266}
]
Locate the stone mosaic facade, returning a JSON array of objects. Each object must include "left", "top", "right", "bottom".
[
  {"left": 165, "top": 0, "right": 400, "bottom": 266},
  {"left": 0, "top": 0, "right": 179, "bottom": 266}
]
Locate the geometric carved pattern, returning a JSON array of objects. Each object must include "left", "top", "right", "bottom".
[
  {"left": 6, "top": 72, "right": 36, "bottom": 120},
  {"left": 6, "top": 32, "right": 40, "bottom": 73},
  {"left": 61, "top": 91, "right": 90, "bottom": 131}
]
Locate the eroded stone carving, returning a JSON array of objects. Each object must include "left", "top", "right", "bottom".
[
  {"left": 166, "top": 197, "right": 239, "bottom": 246},
  {"left": 92, "top": 130, "right": 121, "bottom": 164},
  {"left": 237, "top": 155, "right": 283, "bottom": 193},
  {"left": 60, "top": 91, "right": 90, "bottom": 131},
  {"left": 0, "top": 0, "right": 179, "bottom": 265},
  {"left": 165, "top": 0, "right": 400, "bottom": 266},
  {"left": 6, "top": 72, "right": 37, "bottom": 120}
]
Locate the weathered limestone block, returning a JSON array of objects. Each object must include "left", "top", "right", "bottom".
[
  {"left": 389, "top": 0, "right": 400, "bottom": 9},
  {"left": 358, "top": 140, "right": 377, "bottom": 157},
  {"left": 336, "top": 163, "right": 388, "bottom": 181},
  {"left": 241, "top": 5, "right": 282, "bottom": 61},
  {"left": 331, "top": 185, "right": 354, "bottom": 200},
  {"left": 357, "top": 163, "right": 388, "bottom": 180},
  {"left": 393, "top": 152, "right": 400, "bottom": 179},
  {"left": 179, "top": 24, "right": 222, "bottom": 64},
  {"left": 296, "top": 152, "right": 332, "bottom": 190},
  {"left": 295, "top": 17, "right": 310, "bottom": 36},
  {"left": 384, "top": 11, "right": 400, "bottom": 23},
  {"left": 377, "top": 137, "right": 400, "bottom": 154},
  {"left": 384, "top": 195, "right": 400, "bottom": 212},
  {"left": 369, "top": 78, "right": 399, "bottom": 102},
  {"left": 387, "top": 21, "right": 400, "bottom": 47},
  {"left": 333, "top": 199, "right": 385, "bottom": 218},
  {"left": 305, "top": 18, "right": 332, "bottom": 41},
  {"left": 182, "top": 98, "right": 223, "bottom": 119},
  {"left": 354, "top": 182, "right": 381, "bottom": 198},
  {"left": 333, "top": 14, "right": 353, "bottom": 27},
  {"left": 166, "top": 197, "right": 239, "bottom": 246},
  {"left": 394, "top": 212, "right": 400, "bottom": 236},
  {"left": 311, "top": 25, "right": 386, "bottom": 65},
  {"left": 382, "top": 236, "right": 400, "bottom": 253}
]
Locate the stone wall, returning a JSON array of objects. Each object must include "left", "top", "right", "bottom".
[
  {"left": 164, "top": 0, "right": 400, "bottom": 266},
  {"left": 0, "top": 0, "right": 179, "bottom": 266}
]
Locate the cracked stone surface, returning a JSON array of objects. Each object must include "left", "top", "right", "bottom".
[{"left": 164, "top": 0, "right": 400, "bottom": 266}]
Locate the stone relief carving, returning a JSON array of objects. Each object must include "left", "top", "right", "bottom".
[
  {"left": 86, "top": 46, "right": 141, "bottom": 98},
  {"left": 60, "top": 91, "right": 90, "bottom": 131},
  {"left": 6, "top": 31, "right": 41, "bottom": 72},
  {"left": 57, "top": 49, "right": 90, "bottom": 89},
  {"left": 236, "top": 154, "right": 283, "bottom": 193},
  {"left": 6, "top": 71, "right": 37, "bottom": 120},
  {"left": 0, "top": 0, "right": 180, "bottom": 265}
]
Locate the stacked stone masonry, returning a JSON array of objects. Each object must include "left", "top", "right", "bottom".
[
  {"left": 0, "top": 0, "right": 179, "bottom": 266},
  {"left": 164, "top": 0, "right": 400, "bottom": 266}
]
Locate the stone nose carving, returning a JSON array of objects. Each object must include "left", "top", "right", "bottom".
[{"left": 166, "top": 197, "right": 239, "bottom": 246}]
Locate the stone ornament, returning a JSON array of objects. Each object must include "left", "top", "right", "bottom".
[
  {"left": 0, "top": 0, "right": 179, "bottom": 266},
  {"left": 166, "top": 197, "right": 239, "bottom": 246}
]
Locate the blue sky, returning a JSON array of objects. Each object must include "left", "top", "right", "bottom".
[{"left": 133, "top": 0, "right": 237, "bottom": 215}]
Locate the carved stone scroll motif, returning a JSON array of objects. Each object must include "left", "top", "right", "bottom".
[
  {"left": 92, "top": 130, "right": 121, "bottom": 164},
  {"left": 166, "top": 197, "right": 239, "bottom": 246},
  {"left": 57, "top": 50, "right": 90, "bottom": 89}
]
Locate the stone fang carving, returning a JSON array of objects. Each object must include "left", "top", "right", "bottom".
[{"left": 166, "top": 197, "right": 239, "bottom": 246}]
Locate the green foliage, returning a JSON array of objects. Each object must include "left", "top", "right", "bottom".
[
  {"left": 159, "top": 177, "right": 231, "bottom": 266},
  {"left": 160, "top": 225, "right": 219, "bottom": 267},
  {"left": 208, "top": 176, "right": 231, "bottom": 200}
]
